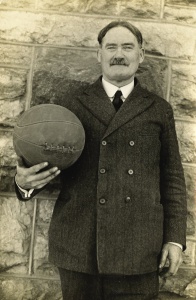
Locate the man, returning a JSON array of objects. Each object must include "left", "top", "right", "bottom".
[{"left": 15, "top": 21, "right": 187, "bottom": 300}]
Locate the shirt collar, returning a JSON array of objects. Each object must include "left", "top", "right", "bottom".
[{"left": 102, "top": 77, "right": 135, "bottom": 101}]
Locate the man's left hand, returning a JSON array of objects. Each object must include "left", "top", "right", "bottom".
[{"left": 159, "top": 243, "right": 183, "bottom": 278}]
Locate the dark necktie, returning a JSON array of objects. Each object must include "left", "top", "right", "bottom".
[{"left": 113, "top": 90, "right": 123, "bottom": 111}]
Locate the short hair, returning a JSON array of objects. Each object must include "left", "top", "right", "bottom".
[{"left": 97, "top": 21, "right": 143, "bottom": 47}]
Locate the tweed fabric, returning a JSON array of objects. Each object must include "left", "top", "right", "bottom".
[
  {"left": 16, "top": 78, "right": 187, "bottom": 276},
  {"left": 58, "top": 268, "right": 159, "bottom": 300}
]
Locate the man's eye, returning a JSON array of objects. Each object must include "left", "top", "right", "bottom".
[
  {"left": 123, "top": 46, "right": 133, "bottom": 50},
  {"left": 107, "top": 46, "right": 116, "bottom": 50}
]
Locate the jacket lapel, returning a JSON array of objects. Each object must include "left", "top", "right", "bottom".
[
  {"left": 78, "top": 78, "right": 116, "bottom": 127},
  {"left": 78, "top": 78, "right": 155, "bottom": 138},
  {"left": 103, "top": 83, "right": 155, "bottom": 138}
]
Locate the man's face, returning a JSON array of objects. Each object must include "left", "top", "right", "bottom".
[{"left": 97, "top": 26, "right": 144, "bottom": 86}]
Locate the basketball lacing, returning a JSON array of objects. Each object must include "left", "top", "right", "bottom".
[{"left": 44, "top": 142, "right": 76, "bottom": 153}]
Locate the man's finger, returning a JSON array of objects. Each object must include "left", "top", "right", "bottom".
[
  {"left": 31, "top": 166, "right": 60, "bottom": 181},
  {"left": 30, "top": 169, "right": 61, "bottom": 189},
  {"left": 159, "top": 248, "right": 168, "bottom": 269},
  {"left": 28, "top": 162, "right": 49, "bottom": 174}
]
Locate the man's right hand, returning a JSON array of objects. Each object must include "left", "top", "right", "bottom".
[{"left": 15, "top": 156, "right": 61, "bottom": 190}]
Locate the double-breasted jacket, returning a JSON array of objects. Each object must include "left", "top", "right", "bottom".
[{"left": 17, "top": 78, "right": 187, "bottom": 275}]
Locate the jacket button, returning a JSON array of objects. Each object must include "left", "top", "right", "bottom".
[
  {"left": 129, "top": 141, "right": 134, "bottom": 146},
  {"left": 102, "top": 140, "right": 107, "bottom": 146},
  {"left": 125, "top": 196, "right": 131, "bottom": 203},
  {"left": 128, "top": 169, "right": 133, "bottom": 175},
  {"left": 99, "top": 198, "right": 106, "bottom": 204},
  {"left": 100, "top": 168, "right": 106, "bottom": 174}
]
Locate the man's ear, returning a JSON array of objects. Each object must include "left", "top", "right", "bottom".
[
  {"left": 97, "top": 48, "right": 102, "bottom": 63},
  {"left": 139, "top": 47, "right": 145, "bottom": 64}
]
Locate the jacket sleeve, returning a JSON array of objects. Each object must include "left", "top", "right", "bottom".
[
  {"left": 160, "top": 104, "right": 187, "bottom": 250},
  {"left": 14, "top": 177, "right": 42, "bottom": 201}
]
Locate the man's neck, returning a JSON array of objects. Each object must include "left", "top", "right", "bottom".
[{"left": 102, "top": 76, "right": 135, "bottom": 88}]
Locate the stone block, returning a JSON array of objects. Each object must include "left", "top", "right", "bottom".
[
  {"left": 37, "top": 199, "right": 55, "bottom": 223},
  {"left": 0, "top": 167, "right": 16, "bottom": 192},
  {"left": 120, "top": 0, "right": 162, "bottom": 18},
  {"left": 0, "top": 67, "right": 27, "bottom": 126},
  {"left": 166, "top": 0, "right": 196, "bottom": 6},
  {"left": 182, "top": 241, "right": 196, "bottom": 266},
  {"left": 164, "top": 6, "right": 196, "bottom": 25},
  {"left": 32, "top": 47, "right": 101, "bottom": 105},
  {"left": 34, "top": 47, "right": 101, "bottom": 82},
  {"left": 0, "top": 11, "right": 195, "bottom": 59},
  {"left": 33, "top": 224, "right": 58, "bottom": 276},
  {"left": 186, "top": 212, "right": 195, "bottom": 236},
  {"left": 183, "top": 165, "right": 196, "bottom": 213},
  {"left": 37, "top": 0, "right": 120, "bottom": 15},
  {"left": 184, "top": 277, "right": 196, "bottom": 299},
  {"left": 175, "top": 121, "right": 196, "bottom": 163},
  {"left": 0, "top": 196, "right": 34, "bottom": 274},
  {"left": 137, "top": 57, "right": 168, "bottom": 98},
  {"left": 137, "top": 22, "right": 196, "bottom": 59},
  {"left": 0, "top": 11, "right": 102, "bottom": 46},
  {"left": 0, "top": 44, "right": 32, "bottom": 66},
  {"left": 0, "top": 0, "right": 35, "bottom": 8},
  {"left": 0, "top": 277, "right": 62, "bottom": 300},
  {"left": 0, "top": 68, "right": 28, "bottom": 100},
  {"left": 170, "top": 63, "right": 196, "bottom": 120},
  {"left": 159, "top": 268, "right": 196, "bottom": 295},
  {"left": 0, "top": 131, "right": 17, "bottom": 167}
]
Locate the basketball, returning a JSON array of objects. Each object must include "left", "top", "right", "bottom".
[{"left": 13, "top": 104, "right": 85, "bottom": 170}]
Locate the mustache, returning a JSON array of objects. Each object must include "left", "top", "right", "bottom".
[{"left": 110, "top": 58, "right": 128, "bottom": 66}]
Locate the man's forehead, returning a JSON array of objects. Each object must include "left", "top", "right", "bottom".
[{"left": 102, "top": 27, "right": 138, "bottom": 44}]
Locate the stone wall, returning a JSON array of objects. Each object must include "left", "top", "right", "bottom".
[{"left": 0, "top": 0, "right": 196, "bottom": 299}]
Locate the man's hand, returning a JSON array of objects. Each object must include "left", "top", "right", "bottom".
[
  {"left": 159, "top": 243, "right": 183, "bottom": 278},
  {"left": 15, "top": 156, "right": 61, "bottom": 190}
]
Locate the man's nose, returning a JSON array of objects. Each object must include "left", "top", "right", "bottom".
[{"left": 114, "top": 46, "right": 124, "bottom": 57}]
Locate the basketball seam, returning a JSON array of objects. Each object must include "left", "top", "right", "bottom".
[
  {"left": 13, "top": 132, "right": 84, "bottom": 152},
  {"left": 16, "top": 121, "right": 83, "bottom": 128}
]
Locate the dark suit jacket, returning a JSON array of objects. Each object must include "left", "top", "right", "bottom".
[{"left": 16, "top": 78, "right": 187, "bottom": 275}]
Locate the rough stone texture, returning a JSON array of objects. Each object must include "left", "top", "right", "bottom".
[
  {"left": 0, "top": 68, "right": 28, "bottom": 100},
  {"left": 37, "top": 199, "right": 55, "bottom": 223},
  {"left": 184, "top": 166, "right": 196, "bottom": 213},
  {"left": 0, "top": 196, "right": 33, "bottom": 274},
  {"left": 184, "top": 278, "right": 196, "bottom": 298},
  {"left": 0, "top": 68, "right": 27, "bottom": 126},
  {"left": 0, "top": 12, "right": 196, "bottom": 59},
  {"left": 0, "top": 277, "right": 62, "bottom": 300},
  {"left": 33, "top": 200, "right": 58, "bottom": 276},
  {"left": 160, "top": 268, "right": 196, "bottom": 296},
  {"left": 170, "top": 63, "right": 196, "bottom": 120},
  {"left": 34, "top": 47, "right": 101, "bottom": 83},
  {"left": 166, "top": 0, "right": 196, "bottom": 6},
  {"left": 120, "top": 0, "right": 162, "bottom": 18},
  {"left": 182, "top": 241, "right": 196, "bottom": 267},
  {"left": 0, "top": 44, "right": 32, "bottom": 66},
  {"left": 187, "top": 211, "right": 196, "bottom": 236},
  {"left": 164, "top": 6, "right": 196, "bottom": 25},
  {"left": 0, "top": 99, "right": 25, "bottom": 126},
  {"left": 32, "top": 48, "right": 167, "bottom": 106},
  {"left": 0, "top": 131, "right": 17, "bottom": 167},
  {"left": 37, "top": 0, "right": 120, "bottom": 15},
  {"left": 137, "top": 22, "right": 196, "bottom": 59},
  {"left": 175, "top": 121, "right": 196, "bottom": 164},
  {"left": 33, "top": 224, "right": 59, "bottom": 276},
  {"left": 0, "top": 167, "right": 16, "bottom": 192},
  {"left": 137, "top": 57, "right": 168, "bottom": 99},
  {"left": 0, "top": 0, "right": 35, "bottom": 8}
]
